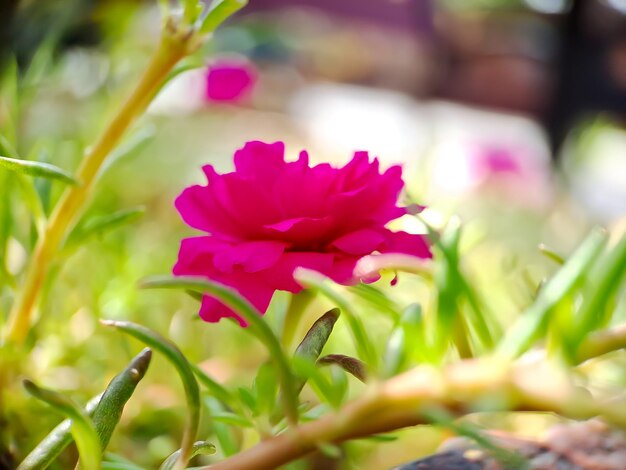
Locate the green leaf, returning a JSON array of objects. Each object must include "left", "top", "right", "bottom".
[
  {"left": 19, "top": 349, "right": 152, "bottom": 470},
  {"left": 347, "top": 284, "right": 400, "bottom": 320},
  {"left": 210, "top": 412, "right": 254, "bottom": 427},
  {"left": 17, "top": 394, "right": 102, "bottom": 470},
  {"left": 22, "top": 381, "right": 100, "bottom": 470},
  {"left": 102, "top": 125, "right": 156, "bottom": 174},
  {"left": 64, "top": 207, "right": 146, "bottom": 251},
  {"left": 191, "top": 363, "right": 239, "bottom": 412},
  {"left": 100, "top": 320, "right": 200, "bottom": 469},
  {"left": 538, "top": 243, "right": 565, "bottom": 265},
  {"left": 290, "top": 357, "right": 338, "bottom": 408},
  {"left": 200, "top": 0, "right": 248, "bottom": 34},
  {"left": 89, "top": 348, "right": 152, "bottom": 454},
  {"left": 294, "top": 269, "right": 378, "bottom": 371},
  {"left": 292, "top": 308, "right": 340, "bottom": 394},
  {"left": 237, "top": 387, "right": 257, "bottom": 413},
  {"left": 159, "top": 441, "right": 216, "bottom": 470},
  {"left": 0, "top": 155, "right": 77, "bottom": 185},
  {"left": 254, "top": 362, "right": 278, "bottom": 416},
  {"left": 14, "top": 173, "right": 46, "bottom": 236},
  {"left": 102, "top": 452, "right": 145, "bottom": 470},
  {"left": 317, "top": 355, "right": 367, "bottom": 382},
  {"left": 383, "top": 304, "right": 426, "bottom": 377},
  {"left": 140, "top": 275, "right": 299, "bottom": 425},
  {"left": 497, "top": 227, "right": 608, "bottom": 359},
  {"left": 203, "top": 397, "right": 240, "bottom": 457},
  {"left": 576, "top": 232, "right": 626, "bottom": 336}
]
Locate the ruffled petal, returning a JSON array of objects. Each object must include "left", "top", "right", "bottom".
[
  {"left": 379, "top": 230, "right": 432, "bottom": 259},
  {"left": 330, "top": 228, "right": 386, "bottom": 255},
  {"left": 213, "top": 240, "right": 287, "bottom": 273}
]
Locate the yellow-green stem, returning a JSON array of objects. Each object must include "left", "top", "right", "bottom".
[{"left": 4, "top": 26, "right": 195, "bottom": 345}]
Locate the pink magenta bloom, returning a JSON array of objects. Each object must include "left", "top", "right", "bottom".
[
  {"left": 205, "top": 59, "right": 256, "bottom": 103},
  {"left": 174, "top": 141, "right": 431, "bottom": 325}
]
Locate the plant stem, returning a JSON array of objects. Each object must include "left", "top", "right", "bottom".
[
  {"left": 4, "top": 23, "right": 196, "bottom": 345},
  {"left": 203, "top": 355, "right": 626, "bottom": 470}
]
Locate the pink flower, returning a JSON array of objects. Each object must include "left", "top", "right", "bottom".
[
  {"left": 204, "top": 59, "right": 256, "bottom": 103},
  {"left": 174, "top": 141, "right": 431, "bottom": 325}
]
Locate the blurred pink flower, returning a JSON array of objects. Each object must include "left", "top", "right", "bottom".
[
  {"left": 174, "top": 141, "right": 431, "bottom": 325},
  {"left": 204, "top": 59, "right": 256, "bottom": 103}
]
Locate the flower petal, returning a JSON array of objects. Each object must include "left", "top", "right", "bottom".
[
  {"left": 379, "top": 230, "right": 432, "bottom": 259},
  {"left": 213, "top": 240, "right": 287, "bottom": 273},
  {"left": 330, "top": 229, "right": 386, "bottom": 255}
]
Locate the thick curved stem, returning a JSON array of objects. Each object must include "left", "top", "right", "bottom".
[
  {"left": 4, "top": 28, "right": 193, "bottom": 345},
  {"left": 204, "top": 357, "right": 626, "bottom": 470}
]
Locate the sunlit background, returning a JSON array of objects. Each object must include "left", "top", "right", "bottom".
[{"left": 1, "top": 0, "right": 626, "bottom": 468}]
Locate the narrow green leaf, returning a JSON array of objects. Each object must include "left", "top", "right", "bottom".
[
  {"left": 100, "top": 320, "right": 200, "bottom": 469},
  {"left": 209, "top": 412, "right": 254, "bottom": 427},
  {"left": 89, "top": 348, "right": 152, "bottom": 455},
  {"left": 183, "top": 0, "right": 204, "bottom": 25},
  {"left": 290, "top": 357, "right": 338, "bottom": 408},
  {"left": 17, "top": 394, "right": 102, "bottom": 470},
  {"left": 497, "top": 227, "right": 608, "bottom": 359},
  {"left": 347, "top": 284, "right": 400, "bottom": 320},
  {"left": 22, "top": 381, "right": 100, "bottom": 470},
  {"left": 254, "top": 362, "right": 278, "bottom": 416},
  {"left": 203, "top": 397, "right": 240, "bottom": 457},
  {"left": 293, "top": 308, "right": 340, "bottom": 393},
  {"left": 294, "top": 269, "right": 378, "bottom": 371},
  {"left": 102, "top": 125, "right": 156, "bottom": 174},
  {"left": 577, "top": 232, "right": 626, "bottom": 335},
  {"left": 190, "top": 363, "right": 238, "bottom": 411},
  {"left": 237, "top": 387, "right": 257, "bottom": 413},
  {"left": 539, "top": 243, "right": 565, "bottom": 265},
  {"left": 383, "top": 304, "right": 426, "bottom": 377},
  {"left": 0, "top": 155, "right": 77, "bottom": 185},
  {"left": 103, "top": 452, "right": 145, "bottom": 470},
  {"left": 159, "top": 441, "right": 216, "bottom": 470},
  {"left": 19, "top": 349, "right": 152, "bottom": 470},
  {"left": 140, "top": 275, "right": 299, "bottom": 425},
  {"left": 317, "top": 355, "right": 367, "bottom": 383},
  {"left": 64, "top": 207, "right": 146, "bottom": 251},
  {"left": 15, "top": 173, "right": 46, "bottom": 236},
  {"left": 200, "top": 0, "right": 248, "bottom": 34}
]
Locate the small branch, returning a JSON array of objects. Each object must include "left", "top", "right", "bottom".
[
  {"left": 4, "top": 23, "right": 198, "bottom": 345},
  {"left": 203, "top": 359, "right": 626, "bottom": 470},
  {"left": 575, "top": 323, "right": 626, "bottom": 364}
]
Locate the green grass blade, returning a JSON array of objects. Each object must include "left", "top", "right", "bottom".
[
  {"left": 577, "top": 232, "right": 626, "bottom": 336},
  {"left": 294, "top": 269, "right": 378, "bottom": 371},
  {"left": 139, "top": 275, "right": 299, "bottom": 426},
  {"left": 190, "top": 363, "right": 239, "bottom": 412},
  {"left": 64, "top": 207, "right": 146, "bottom": 251},
  {"left": 293, "top": 308, "right": 340, "bottom": 393},
  {"left": 100, "top": 321, "right": 200, "bottom": 469},
  {"left": 0, "top": 155, "right": 77, "bottom": 185},
  {"left": 497, "top": 227, "right": 608, "bottom": 359},
  {"left": 200, "top": 0, "right": 248, "bottom": 34},
  {"left": 22, "top": 381, "right": 100, "bottom": 470},
  {"left": 17, "top": 394, "right": 102, "bottom": 470},
  {"left": 90, "top": 348, "right": 152, "bottom": 453}
]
